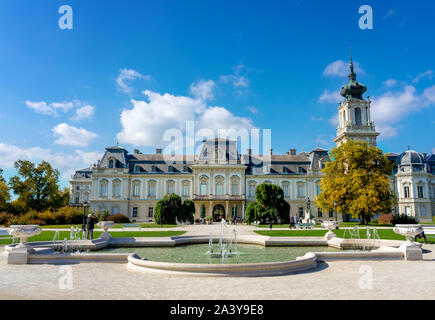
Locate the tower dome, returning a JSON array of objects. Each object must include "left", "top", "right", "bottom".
[
  {"left": 397, "top": 150, "right": 424, "bottom": 167},
  {"left": 340, "top": 56, "right": 367, "bottom": 100}
]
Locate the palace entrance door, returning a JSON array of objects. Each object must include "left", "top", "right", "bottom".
[{"left": 213, "top": 204, "right": 225, "bottom": 222}]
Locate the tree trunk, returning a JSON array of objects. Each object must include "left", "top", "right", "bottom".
[{"left": 359, "top": 213, "right": 368, "bottom": 225}]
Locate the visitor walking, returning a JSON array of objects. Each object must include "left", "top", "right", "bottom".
[
  {"left": 86, "top": 214, "right": 97, "bottom": 240},
  {"left": 414, "top": 230, "right": 428, "bottom": 244}
]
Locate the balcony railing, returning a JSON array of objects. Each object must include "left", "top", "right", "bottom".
[{"left": 193, "top": 194, "right": 245, "bottom": 201}]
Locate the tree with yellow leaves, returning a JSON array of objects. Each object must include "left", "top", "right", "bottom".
[{"left": 316, "top": 140, "right": 396, "bottom": 225}]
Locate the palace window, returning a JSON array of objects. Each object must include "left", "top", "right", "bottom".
[
  {"left": 112, "top": 179, "right": 121, "bottom": 197},
  {"left": 420, "top": 206, "right": 426, "bottom": 217},
  {"left": 109, "top": 160, "right": 114, "bottom": 168},
  {"left": 100, "top": 180, "right": 108, "bottom": 197},
  {"left": 249, "top": 184, "right": 256, "bottom": 197},
  {"left": 167, "top": 180, "right": 175, "bottom": 194},
  {"left": 148, "top": 207, "right": 154, "bottom": 217},
  {"left": 297, "top": 182, "right": 305, "bottom": 198},
  {"left": 404, "top": 186, "right": 410, "bottom": 198},
  {"left": 132, "top": 207, "right": 138, "bottom": 218},
  {"left": 298, "top": 207, "right": 304, "bottom": 218},
  {"left": 329, "top": 209, "right": 334, "bottom": 218},
  {"left": 283, "top": 184, "right": 289, "bottom": 197},
  {"left": 215, "top": 176, "right": 224, "bottom": 196},
  {"left": 148, "top": 181, "right": 156, "bottom": 197},
  {"left": 199, "top": 176, "right": 208, "bottom": 196},
  {"left": 132, "top": 181, "right": 140, "bottom": 197},
  {"left": 183, "top": 185, "right": 189, "bottom": 197},
  {"left": 417, "top": 186, "right": 424, "bottom": 198},
  {"left": 231, "top": 176, "right": 240, "bottom": 196},
  {"left": 355, "top": 107, "right": 362, "bottom": 126},
  {"left": 318, "top": 208, "right": 323, "bottom": 217},
  {"left": 316, "top": 182, "right": 321, "bottom": 195}
]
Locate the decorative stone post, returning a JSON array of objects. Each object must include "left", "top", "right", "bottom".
[
  {"left": 97, "top": 221, "right": 114, "bottom": 240},
  {"left": 322, "top": 221, "right": 338, "bottom": 240},
  {"left": 6, "top": 225, "right": 42, "bottom": 264},
  {"left": 393, "top": 224, "right": 423, "bottom": 260}
]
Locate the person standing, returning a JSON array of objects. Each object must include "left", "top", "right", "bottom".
[{"left": 86, "top": 214, "right": 96, "bottom": 240}]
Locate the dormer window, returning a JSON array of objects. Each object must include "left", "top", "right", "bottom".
[
  {"left": 134, "top": 166, "right": 141, "bottom": 173},
  {"left": 168, "top": 166, "right": 174, "bottom": 173},
  {"left": 109, "top": 160, "right": 114, "bottom": 168},
  {"left": 183, "top": 166, "right": 189, "bottom": 173},
  {"left": 151, "top": 165, "right": 157, "bottom": 173}
]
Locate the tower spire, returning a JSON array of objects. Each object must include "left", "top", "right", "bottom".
[{"left": 349, "top": 46, "right": 356, "bottom": 81}]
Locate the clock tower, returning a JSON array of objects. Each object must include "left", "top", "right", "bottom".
[{"left": 334, "top": 54, "right": 379, "bottom": 147}]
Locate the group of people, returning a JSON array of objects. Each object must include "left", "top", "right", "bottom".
[{"left": 289, "top": 216, "right": 303, "bottom": 229}]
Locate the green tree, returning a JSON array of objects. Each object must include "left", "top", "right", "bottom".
[
  {"left": 181, "top": 199, "right": 195, "bottom": 223},
  {"left": 316, "top": 140, "right": 396, "bottom": 225},
  {"left": 0, "top": 169, "right": 10, "bottom": 211},
  {"left": 154, "top": 193, "right": 183, "bottom": 224},
  {"left": 9, "top": 160, "right": 64, "bottom": 212},
  {"left": 245, "top": 183, "right": 290, "bottom": 224}
]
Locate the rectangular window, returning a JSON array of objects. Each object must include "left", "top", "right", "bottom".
[
  {"left": 148, "top": 207, "right": 154, "bottom": 217},
  {"left": 113, "top": 184, "right": 120, "bottom": 197},
  {"left": 298, "top": 207, "right": 304, "bottom": 218},
  {"left": 249, "top": 185, "right": 255, "bottom": 197},
  {"left": 148, "top": 185, "right": 155, "bottom": 197},
  {"left": 168, "top": 185, "right": 174, "bottom": 194},
  {"left": 283, "top": 185, "right": 289, "bottom": 197},
  {"left": 200, "top": 184, "right": 207, "bottom": 196},
  {"left": 112, "top": 207, "right": 119, "bottom": 214},
  {"left": 417, "top": 186, "right": 424, "bottom": 198},
  {"left": 133, "top": 184, "right": 139, "bottom": 197},
  {"left": 183, "top": 185, "right": 189, "bottom": 197},
  {"left": 231, "top": 184, "right": 238, "bottom": 196},
  {"left": 216, "top": 184, "right": 223, "bottom": 196},
  {"left": 329, "top": 209, "right": 334, "bottom": 218},
  {"left": 75, "top": 197, "right": 79, "bottom": 204},
  {"left": 316, "top": 184, "right": 321, "bottom": 195},
  {"left": 420, "top": 206, "right": 426, "bottom": 217},
  {"left": 405, "top": 206, "right": 411, "bottom": 216},
  {"left": 132, "top": 207, "right": 138, "bottom": 218},
  {"left": 297, "top": 184, "right": 304, "bottom": 197},
  {"left": 404, "top": 186, "right": 410, "bottom": 198},
  {"left": 318, "top": 209, "right": 322, "bottom": 217}
]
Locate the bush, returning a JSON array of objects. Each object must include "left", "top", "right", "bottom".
[
  {"left": 97, "top": 210, "right": 110, "bottom": 222},
  {"left": 391, "top": 214, "right": 419, "bottom": 225},
  {"left": 155, "top": 194, "right": 182, "bottom": 225},
  {"left": 181, "top": 199, "right": 195, "bottom": 223},
  {"left": 0, "top": 212, "right": 13, "bottom": 226},
  {"left": 8, "top": 210, "right": 45, "bottom": 226},
  {"left": 106, "top": 213, "right": 130, "bottom": 223},
  {"left": 377, "top": 213, "right": 393, "bottom": 225},
  {"left": 244, "top": 202, "right": 258, "bottom": 224}
]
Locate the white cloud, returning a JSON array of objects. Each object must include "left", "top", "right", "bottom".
[
  {"left": 117, "top": 88, "right": 255, "bottom": 147},
  {"left": 71, "top": 104, "right": 95, "bottom": 121},
  {"left": 383, "top": 79, "right": 398, "bottom": 88},
  {"left": 220, "top": 64, "right": 250, "bottom": 88},
  {"left": 371, "top": 85, "right": 429, "bottom": 139},
  {"left": 322, "top": 60, "right": 365, "bottom": 78},
  {"left": 412, "top": 70, "right": 433, "bottom": 84},
  {"left": 246, "top": 106, "right": 259, "bottom": 115},
  {"left": 189, "top": 80, "right": 215, "bottom": 101},
  {"left": 52, "top": 123, "right": 97, "bottom": 147},
  {"left": 25, "top": 100, "right": 74, "bottom": 116},
  {"left": 0, "top": 142, "right": 102, "bottom": 179},
  {"left": 318, "top": 89, "right": 342, "bottom": 104},
  {"left": 116, "top": 68, "right": 151, "bottom": 94},
  {"left": 423, "top": 85, "right": 435, "bottom": 104},
  {"left": 329, "top": 114, "right": 339, "bottom": 126}
]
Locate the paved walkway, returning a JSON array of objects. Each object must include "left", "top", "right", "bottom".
[{"left": 1, "top": 244, "right": 434, "bottom": 299}]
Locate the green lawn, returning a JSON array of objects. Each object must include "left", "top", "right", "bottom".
[
  {"left": 0, "top": 230, "right": 186, "bottom": 245},
  {"left": 40, "top": 223, "right": 177, "bottom": 229},
  {"left": 255, "top": 229, "right": 434, "bottom": 244}
]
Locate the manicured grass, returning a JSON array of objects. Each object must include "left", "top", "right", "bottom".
[
  {"left": 256, "top": 230, "right": 329, "bottom": 237},
  {"left": 39, "top": 223, "right": 177, "bottom": 229},
  {"left": 0, "top": 230, "right": 186, "bottom": 245}
]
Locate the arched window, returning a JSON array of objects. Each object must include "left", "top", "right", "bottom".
[
  {"left": 132, "top": 180, "right": 140, "bottom": 197},
  {"left": 112, "top": 179, "right": 121, "bottom": 197},
  {"left": 355, "top": 107, "right": 362, "bottom": 126},
  {"left": 100, "top": 179, "right": 108, "bottom": 197},
  {"left": 231, "top": 176, "right": 240, "bottom": 196},
  {"left": 199, "top": 176, "right": 208, "bottom": 196},
  {"left": 215, "top": 176, "right": 224, "bottom": 196},
  {"left": 148, "top": 180, "right": 156, "bottom": 197}
]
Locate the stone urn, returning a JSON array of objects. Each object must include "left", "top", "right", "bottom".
[
  {"left": 97, "top": 221, "right": 114, "bottom": 240},
  {"left": 393, "top": 224, "right": 423, "bottom": 260},
  {"left": 6, "top": 225, "right": 42, "bottom": 264},
  {"left": 8, "top": 225, "right": 41, "bottom": 250},
  {"left": 322, "top": 221, "right": 338, "bottom": 240}
]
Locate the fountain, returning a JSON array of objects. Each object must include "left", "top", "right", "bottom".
[
  {"left": 97, "top": 221, "right": 114, "bottom": 240},
  {"left": 6, "top": 225, "right": 42, "bottom": 264},
  {"left": 205, "top": 219, "right": 240, "bottom": 263},
  {"left": 393, "top": 224, "right": 423, "bottom": 260},
  {"left": 322, "top": 221, "right": 338, "bottom": 240}
]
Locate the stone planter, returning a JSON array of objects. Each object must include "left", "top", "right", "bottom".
[
  {"left": 393, "top": 224, "right": 423, "bottom": 260},
  {"left": 6, "top": 225, "right": 42, "bottom": 264},
  {"left": 322, "top": 221, "right": 338, "bottom": 240},
  {"left": 97, "top": 221, "right": 114, "bottom": 240}
]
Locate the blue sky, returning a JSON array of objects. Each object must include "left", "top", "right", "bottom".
[{"left": 0, "top": 0, "right": 434, "bottom": 188}]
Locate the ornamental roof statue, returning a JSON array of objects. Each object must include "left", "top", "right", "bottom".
[{"left": 340, "top": 50, "right": 367, "bottom": 100}]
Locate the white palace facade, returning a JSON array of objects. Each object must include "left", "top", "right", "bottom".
[{"left": 69, "top": 60, "right": 435, "bottom": 222}]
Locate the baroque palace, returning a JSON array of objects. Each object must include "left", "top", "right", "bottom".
[{"left": 70, "top": 60, "right": 435, "bottom": 222}]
